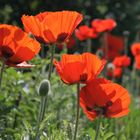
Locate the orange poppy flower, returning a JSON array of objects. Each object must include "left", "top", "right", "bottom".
[
  {"left": 54, "top": 53, "right": 106, "bottom": 84},
  {"left": 113, "top": 55, "right": 131, "bottom": 67},
  {"left": 135, "top": 55, "right": 140, "bottom": 70},
  {"left": 80, "top": 78, "right": 130, "bottom": 121},
  {"left": 113, "top": 67, "right": 122, "bottom": 78},
  {"left": 131, "top": 43, "right": 140, "bottom": 56},
  {"left": 91, "top": 19, "right": 116, "bottom": 33},
  {"left": 22, "top": 11, "right": 83, "bottom": 44},
  {"left": 0, "top": 24, "right": 40, "bottom": 67},
  {"left": 75, "top": 25, "right": 97, "bottom": 41}
]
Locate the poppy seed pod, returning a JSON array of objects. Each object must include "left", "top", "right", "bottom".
[{"left": 38, "top": 79, "right": 50, "bottom": 96}]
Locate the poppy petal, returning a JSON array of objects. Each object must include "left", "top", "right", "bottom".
[{"left": 43, "top": 11, "right": 83, "bottom": 43}]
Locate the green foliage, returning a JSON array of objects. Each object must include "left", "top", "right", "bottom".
[{"left": 0, "top": 55, "right": 140, "bottom": 139}]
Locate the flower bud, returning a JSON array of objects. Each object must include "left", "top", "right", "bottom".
[{"left": 38, "top": 79, "right": 50, "bottom": 96}]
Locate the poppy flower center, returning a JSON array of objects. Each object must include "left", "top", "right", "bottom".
[
  {"left": 106, "top": 101, "right": 113, "bottom": 107},
  {"left": 0, "top": 46, "right": 14, "bottom": 59},
  {"left": 35, "top": 36, "right": 46, "bottom": 44},
  {"left": 86, "top": 101, "right": 113, "bottom": 116},
  {"left": 57, "top": 33, "right": 68, "bottom": 43},
  {"left": 80, "top": 73, "right": 88, "bottom": 82}
]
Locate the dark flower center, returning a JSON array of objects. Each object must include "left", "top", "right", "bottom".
[
  {"left": 80, "top": 73, "right": 88, "bottom": 82},
  {"left": 86, "top": 101, "right": 113, "bottom": 116},
  {"left": 57, "top": 33, "right": 68, "bottom": 43},
  {"left": 35, "top": 36, "right": 46, "bottom": 44},
  {"left": 0, "top": 46, "right": 14, "bottom": 59}
]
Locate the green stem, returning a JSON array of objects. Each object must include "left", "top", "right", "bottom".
[
  {"left": 35, "top": 97, "right": 44, "bottom": 140},
  {"left": 40, "top": 45, "right": 55, "bottom": 119},
  {"left": 102, "top": 32, "right": 108, "bottom": 77},
  {"left": 48, "top": 45, "right": 55, "bottom": 80},
  {"left": 123, "top": 31, "right": 129, "bottom": 55},
  {"left": 35, "top": 45, "right": 55, "bottom": 139},
  {"left": 104, "top": 32, "right": 108, "bottom": 61},
  {"left": 87, "top": 39, "right": 92, "bottom": 52},
  {"left": 122, "top": 67, "right": 126, "bottom": 86},
  {"left": 13, "top": 93, "right": 21, "bottom": 129},
  {"left": 85, "top": 15, "right": 91, "bottom": 53},
  {"left": 0, "top": 61, "right": 5, "bottom": 90},
  {"left": 131, "top": 64, "right": 136, "bottom": 95},
  {"left": 136, "top": 71, "right": 140, "bottom": 95},
  {"left": 94, "top": 114, "right": 102, "bottom": 140},
  {"left": 73, "top": 83, "right": 80, "bottom": 140}
]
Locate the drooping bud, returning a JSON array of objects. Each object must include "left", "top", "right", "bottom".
[{"left": 38, "top": 79, "right": 50, "bottom": 96}]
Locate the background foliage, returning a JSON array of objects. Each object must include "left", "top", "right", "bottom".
[{"left": 1, "top": 0, "right": 140, "bottom": 55}]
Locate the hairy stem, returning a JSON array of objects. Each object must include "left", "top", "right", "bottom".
[
  {"left": 35, "top": 97, "right": 44, "bottom": 140},
  {"left": 48, "top": 45, "right": 55, "bottom": 80},
  {"left": 35, "top": 45, "right": 55, "bottom": 140},
  {"left": 13, "top": 93, "right": 22, "bottom": 129},
  {"left": 0, "top": 61, "right": 5, "bottom": 90},
  {"left": 94, "top": 114, "right": 102, "bottom": 140},
  {"left": 73, "top": 83, "right": 80, "bottom": 140}
]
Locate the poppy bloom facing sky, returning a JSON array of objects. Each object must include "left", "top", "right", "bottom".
[
  {"left": 131, "top": 43, "right": 140, "bottom": 56},
  {"left": 91, "top": 19, "right": 116, "bottom": 33},
  {"left": 80, "top": 78, "right": 130, "bottom": 121},
  {"left": 22, "top": 11, "right": 83, "bottom": 44},
  {"left": 54, "top": 53, "right": 106, "bottom": 84},
  {"left": 75, "top": 25, "right": 97, "bottom": 41},
  {"left": 113, "top": 55, "right": 131, "bottom": 67},
  {"left": 0, "top": 24, "right": 40, "bottom": 67}
]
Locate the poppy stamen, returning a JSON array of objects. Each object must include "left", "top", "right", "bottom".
[
  {"left": 0, "top": 46, "right": 14, "bottom": 59},
  {"left": 86, "top": 106, "right": 93, "bottom": 112},
  {"left": 106, "top": 101, "right": 113, "bottom": 107},
  {"left": 80, "top": 73, "right": 88, "bottom": 82},
  {"left": 57, "top": 33, "right": 68, "bottom": 43}
]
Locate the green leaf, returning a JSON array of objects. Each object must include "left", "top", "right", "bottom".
[
  {"left": 104, "top": 132, "right": 114, "bottom": 140},
  {"left": 88, "top": 128, "right": 95, "bottom": 139}
]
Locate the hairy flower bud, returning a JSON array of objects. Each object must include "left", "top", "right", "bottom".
[{"left": 38, "top": 79, "right": 50, "bottom": 96}]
